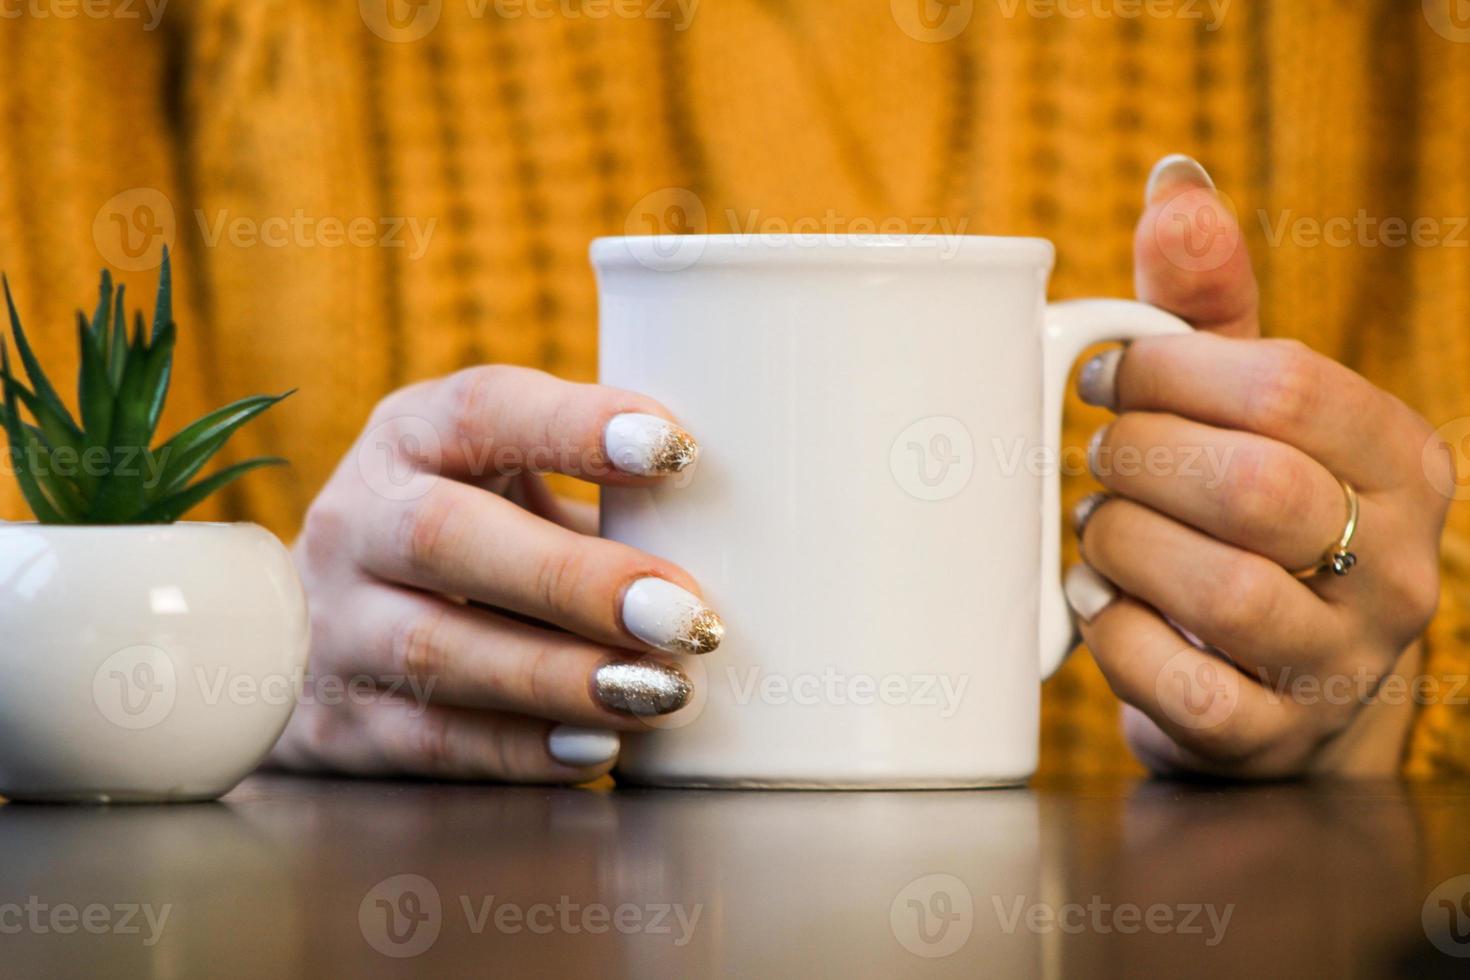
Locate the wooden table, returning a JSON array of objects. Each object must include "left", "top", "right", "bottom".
[{"left": 2, "top": 775, "right": 1467, "bottom": 977}]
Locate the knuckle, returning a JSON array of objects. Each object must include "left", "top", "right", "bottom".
[
  {"left": 306, "top": 602, "right": 342, "bottom": 662},
  {"left": 1295, "top": 689, "right": 1356, "bottom": 741},
  {"left": 397, "top": 493, "right": 455, "bottom": 572},
  {"left": 1395, "top": 557, "right": 1442, "bottom": 635},
  {"left": 485, "top": 727, "right": 527, "bottom": 781},
  {"left": 1410, "top": 581, "right": 1443, "bottom": 636},
  {"left": 368, "top": 382, "right": 430, "bottom": 430},
  {"left": 1217, "top": 448, "right": 1311, "bottom": 533},
  {"left": 1419, "top": 428, "right": 1459, "bottom": 507},
  {"left": 513, "top": 639, "right": 559, "bottom": 711},
  {"left": 1244, "top": 341, "right": 1322, "bottom": 434},
  {"left": 1207, "top": 555, "right": 1279, "bottom": 636},
  {"left": 542, "top": 387, "right": 581, "bottom": 462},
  {"left": 367, "top": 391, "right": 406, "bottom": 428},
  {"left": 495, "top": 733, "right": 546, "bottom": 782},
  {"left": 294, "top": 702, "right": 346, "bottom": 765},
  {"left": 298, "top": 500, "right": 351, "bottom": 574},
  {"left": 1220, "top": 732, "right": 1312, "bottom": 778},
  {"left": 1183, "top": 717, "right": 1265, "bottom": 768},
  {"left": 1177, "top": 693, "right": 1298, "bottom": 770},
  {"left": 1425, "top": 440, "right": 1456, "bottom": 494},
  {"left": 410, "top": 711, "right": 455, "bottom": 773},
  {"left": 1260, "top": 721, "right": 1330, "bottom": 775},
  {"left": 446, "top": 365, "right": 518, "bottom": 450},
  {"left": 394, "top": 606, "right": 449, "bottom": 687},
  {"left": 365, "top": 387, "right": 441, "bottom": 472},
  {"left": 535, "top": 547, "right": 590, "bottom": 621},
  {"left": 1139, "top": 666, "right": 1261, "bottom": 766},
  {"left": 1163, "top": 267, "right": 1235, "bottom": 314}
]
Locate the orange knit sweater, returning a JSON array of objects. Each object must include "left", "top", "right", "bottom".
[{"left": 0, "top": 0, "right": 1466, "bottom": 776}]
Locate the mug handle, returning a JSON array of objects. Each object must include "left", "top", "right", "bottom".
[{"left": 1040, "top": 299, "right": 1194, "bottom": 679}]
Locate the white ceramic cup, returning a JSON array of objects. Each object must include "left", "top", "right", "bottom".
[{"left": 593, "top": 235, "right": 1190, "bottom": 788}]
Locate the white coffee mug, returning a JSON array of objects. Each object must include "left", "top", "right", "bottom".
[{"left": 593, "top": 235, "right": 1190, "bottom": 788}]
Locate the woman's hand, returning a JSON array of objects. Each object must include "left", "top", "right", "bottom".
[
  {"left": 1063, "top": 155, "right": 1451, "bottom": 778},
  {"left": 267, "top": 367, "right": 722, "bottom": 783}
]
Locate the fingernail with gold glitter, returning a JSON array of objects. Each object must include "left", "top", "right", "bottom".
[
  {"left": 604, "top": 413, "right": 700, "bottom": 477},
  {"left": 594, "top": 659, "right": 694, "bottom": 716},
  {"left": 621, "top": 577, "right": 725, "bottom": 654}
]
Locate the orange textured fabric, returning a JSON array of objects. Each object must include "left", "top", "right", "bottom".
[{"left": 0, "top": 1, "right": 1466, "bottom": 777}]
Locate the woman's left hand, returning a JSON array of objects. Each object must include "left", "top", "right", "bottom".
[{"left": 1063, "top": 155, "right": 1452, "bottom": 778}]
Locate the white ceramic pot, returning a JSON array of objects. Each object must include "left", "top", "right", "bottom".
[{"left": 0, "top": 522, "right": 309, "bottom": 802}]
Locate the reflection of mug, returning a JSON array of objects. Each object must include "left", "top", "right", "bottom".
[
  {"left": 608, "top": 790, "right": 1043, "bottom": 973},
  {"left": 593, "top": 235, "right": 1190, "bottom": 788}
]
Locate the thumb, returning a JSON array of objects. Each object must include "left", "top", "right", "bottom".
[{"left": 1134, "top": 154, "right": 1259, "bottom": 337}]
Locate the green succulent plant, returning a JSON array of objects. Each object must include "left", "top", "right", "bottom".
[{"left": 0, "top": 248, "right": 292, "bottom": 523}]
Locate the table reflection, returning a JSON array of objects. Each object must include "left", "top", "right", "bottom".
[{"left": 0, "top": 776, "right": 1463, "bottom": 978}]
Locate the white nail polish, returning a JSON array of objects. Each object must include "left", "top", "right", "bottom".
[
  {"left": 1064, "top": 565, "right": 1118, "bottom": 624},
  {"left": 1077, "top": 346, "right": 1124, "bottom": 409},
  {"left": 1145, "top": 153, "right": 1215, "bottom": 205},
  {"left": 1071, "top": 492, "right": 1110, "bottom": 536},
  {"left": 547, "top": 726, "right": 620, "bottom": 768},
  {"left": 1087, "top": 425, "right": 1110, "bottom": 478},
  {"left": 622, "top": 577, "right": 725, "bottom": 654},
  {"left": 604, "top": 413, "right": 699, "bottom": 477}
]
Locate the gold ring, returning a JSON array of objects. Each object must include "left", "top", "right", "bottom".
[{"left": 1291, "top": 477, "right": 1359, "bottom": 580}]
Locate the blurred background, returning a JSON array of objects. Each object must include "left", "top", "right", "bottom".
[{"left": 0, "top": 0, "right": 1466, "bottom": 777}]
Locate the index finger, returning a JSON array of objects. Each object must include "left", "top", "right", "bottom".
[
  {"left": 1096, "top": 333, "right": 1425, "bottom": 493},
  {"left": 371, "top": 364, "right": 699, "bottom": 486}
]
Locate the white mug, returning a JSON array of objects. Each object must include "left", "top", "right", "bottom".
[{"left": 593, "top": 235, "right": 1190, "bottom": 788}]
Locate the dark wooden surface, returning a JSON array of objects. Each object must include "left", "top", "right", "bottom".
[{"left": 2, "top": 774, "right": 1468, "bottom": 978}]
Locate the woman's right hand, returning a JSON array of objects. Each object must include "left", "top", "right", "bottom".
[{"left": 266, "top": 366, "right": 722, "bottom": 783}]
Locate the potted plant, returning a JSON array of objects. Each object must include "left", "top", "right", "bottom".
[{"left": 0, "top": 249, "right": 306, "bottom": 802}]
